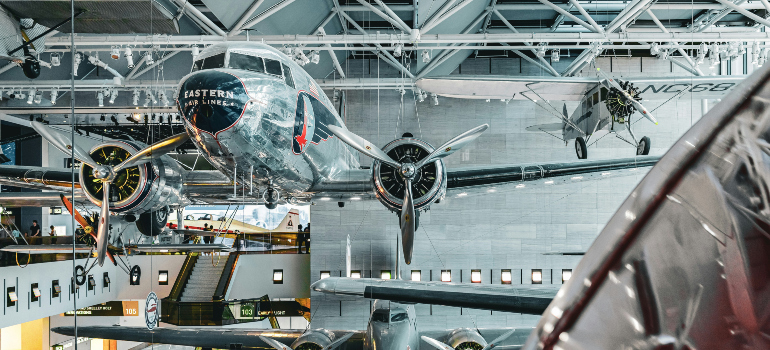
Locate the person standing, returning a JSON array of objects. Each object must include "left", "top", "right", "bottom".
[
  {"left": 296, "top": 224, "right": 304, "bottom": 253},
  {"left": 303, "top": 223, "right": 310, "bottom": 254},
  {"left": 49, "top": 225, "right": 57, "bottom": 244},
  {"left": 29, "top": 220, "right": 41, "bottom": 242}
]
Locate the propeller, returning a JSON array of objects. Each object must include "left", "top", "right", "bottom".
[
  {"left": 259, "top": 333, "right": 354, "bottom": 350},
  {"left": 59, "top": 194, "right": 117, "bottom": 266},
  {"left": 596, "top": 68, "right": 658, "bottom": 125},
  {"left": 328, "top": 124, "right": 489, "bottom": 265},
  {"left": 32, "top": 121, "right": 190, "bottom": 266},
  {"left": 421, "top": 336, "right": 455, "bottom": 350},
  {"left": 481, "top": 329, "right": 517, "bottom": 350},
  {"left": 324, "top": 333, "right": 355, "bottom": 350}
]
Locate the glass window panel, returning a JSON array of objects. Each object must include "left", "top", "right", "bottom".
[{"left": 230, "top": 52, "right": 265, "bottom": 73}]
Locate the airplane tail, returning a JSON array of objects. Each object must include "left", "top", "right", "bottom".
[{"left": 272, "top": 209, "right": 300, "bottom": 231}]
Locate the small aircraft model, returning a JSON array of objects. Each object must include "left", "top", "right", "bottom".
[
  {"left": 0, "top": 10, "right": 84, "bottom": 79},
  {"left": 417, "top": 67, "right": 746, "bottom": 159}
]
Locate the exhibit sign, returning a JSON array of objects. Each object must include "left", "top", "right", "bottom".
[{"left": 64, "top": 301, "right": 139, "bottom": 316}]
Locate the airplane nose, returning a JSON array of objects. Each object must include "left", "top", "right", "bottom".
[{"left": 177, "top": 70, "right": 250, "bottom": 136}]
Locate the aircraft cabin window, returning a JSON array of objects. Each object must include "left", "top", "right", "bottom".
[
  {"left": 229, "top": 52, "right": 265, "bottom": 73},
  {"left": 592, "top": 92, "right": 599, "bottom": 105},
  {"left": 201, "top": 53, "right": 226, "bottom": 70},
  {"left": 371, "top": 310, "right": 389, "bottom": 323},
  {"left": 283, "top": 63, "right": 295, "bottom": 89},
  {"left": 390, "top": 312, "right": 408, "bottom": 322},
  {"left": 264, "top": 58, "right": 283, "bottom": 76},
  {"left": 601, "top": 87, "right": 608, "bottom": 101}
]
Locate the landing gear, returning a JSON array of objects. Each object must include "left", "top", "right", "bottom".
[
  {"left": 262, "top": 184, "right": 280, "bottom": 209},
  {"left": 22, "top": 58, "right": 41, "bottom": 79},
  {"left": 136, "top": 207, "right": 169, "bottom": 236},
  {"left": 637, "top": 136, "right": 650, "bottom": 155},
  {"left": 575, "top": 137, "right": 587, "bottom": 159}
]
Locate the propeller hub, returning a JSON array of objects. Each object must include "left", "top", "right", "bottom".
[
  {"left": 92, "top": 165, "right": 112, "bottom": 180},
  {"left": 400, "top": 163, "right": 417, "bottom": 179}
]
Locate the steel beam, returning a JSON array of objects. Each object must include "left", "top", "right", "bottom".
[
  {"left": 234, "top": 0, "right": 297, "bottom": 36},
  {"left": 173, "top": 0, "right": 226, "bottom": 36},
  {"left": 373, "top": 0, "right": 413, "bottom": 34},
  {"left": 537, "top": 0, "right": 597, "bottom": 33},
  {"left": 714, "top": 0, "right": 770, "bottom": 29},
  {"left": 569, "top": 0, "right": 604, "bottom": 34},
  {"left": 646, "top": 9, "right": 703, "bottom": 76},
  {"left": 606, "top": 0, "right": 652, "bottom": 33},
  {"left": 493, "top": 10, "right": 560, "bottom": 77},
  {"left": 695, "top": 0, "right": 748, "bottom": 32},
  {"left": 356, "top": 0, "right": 411, "bottom": 34},
  {"left": 421, "top": 0, "right": 474, "bottom": 33},
  {"left": 44, "top": 32, "right": 770, "bottom": 46},
  {"left": 421, "top": 0, "right": 459, "bottom": 32},
  {"left": 126, "top": 51, "right": 181, "bottom": 81},
  {"left": 338, "top": 10, "right": 415, "bottom": 79},
  {"left": 228, "top": 0, "right": 266, "bottom": 36}
]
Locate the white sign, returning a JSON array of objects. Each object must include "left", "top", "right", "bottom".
[{"left": 145, "top": 292, "right": 159, "bottom": 330}]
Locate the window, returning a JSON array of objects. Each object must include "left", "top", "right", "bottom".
[
  {"left": 282, "top": 63, "right": 295, "bottom": 88},
  {"left": 192, "top": 59, "right": 203, "bottom": 72},
  {"left": 600, "top": 87, "right": 608, "bottom": 101},
  {"left": 391, "top": 312, "right": 408, "bottom": 322},
  {"left": 380, "top": 270, "right": 391, "bottom": 279},
  {"left": 411, "top": 270, "right": 421, "bottom": 281},
  {"left": 371, "top": 310, "right": 388, "bottom": 323},
  {"left": 501, "top": 269, "right": 512, "bottom": 284},
  {"left": 201, "top": 53, "right": 226, "bottom": 70},
  {"left": 158, "top": 271, "right": 169, "bottom": 285},
  {"left": 320, "top": 271, "right": 331, "bottom": 279},
  {"left": 31, "top": 283, "right": 40, "bottom": 302},
  {"left": 264, "top": 58, "right": 283, "bottom": 76},
  {"left": 7, "top": 287, "right": 16, "bottom": 306},
  {"left": 229, "top": 52, "right": 265, "bottom": 73},
  {"left": 87, "top": 275, "right": 96, "bottom": 291},
  {"left": 592, "top": 92, "right": 599, "bottom": 105},
  {"left": 273, "top": 269, "right": 284, "bottom": 284},
  {"left": 441, "top": 270, "right": 451, "bottom": 282},
  {"left": 350, "top": 270, "right": 362, "bottom": 279},
  {"left": 103, "top": 272, "right": 110, "bottom": 287},
  {"left": 562, "top": 269, "right": 572, "bottom": 283},
  {"left": 531, "top": 269, "right": 543, "bottom": 284},
  {"left": 52, "top": 280, "right": 61, "bottom": 298},
  {"left": 471, "top": 269, "right": 482, "bottom": 283}
]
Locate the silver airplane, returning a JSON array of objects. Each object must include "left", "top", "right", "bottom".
[
  {"left": 0, "top": 42, "right": 660, "bottom": 267},
  {"left": 417, "top": 69, "right": 746, "bottom": 160}
]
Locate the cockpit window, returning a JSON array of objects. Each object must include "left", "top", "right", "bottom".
[
  {"left": 390, "top": 312, "right": 408, "bottom": 322},
  {"left": 282, "top": 63, "right": 295, "bottom": 89},
  {"left": 200, "top": 53, "right": 226, "bottom": 70},
  {"left": 371, "top": 310, "right": 389, "bottom": 323},
  {"left": 265, "top": 58, "right": 283, "bottom": 76},
  {"left": 230, "top": 52, "right": 265, "bottom": 73}
]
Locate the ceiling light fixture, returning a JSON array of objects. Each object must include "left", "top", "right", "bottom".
[
  {"left": 124, "top": 47, "right": 134, "bottom": 68},
  {"left": 421, "top": 49, "right": 430, "bottom": 63},
  {"left": 191, "top": 44, "right": 199, "bottom": 58},
  {"left": 393, "top": 43, "right": 403, "bottom": 57},
  {"left": 73, "top": 53, "right": 82, "bottom": 76},
  {"left": 111, "top": 47, "right": 120, "bottom": 60},
  {"left": 109, "top": 89, "right": 118, "bottom": 104},
  {"left": 132, "top": 88, "right": 140, "bottom": 105},
  {"left": 97, "top": 90, "right": 104, "bottom": 107},
  {"left": 26, "top": 88, "right": 35, "bottom": 104},
  {"left": 50, "top": 88, "right": 58, "bottom": 105}
]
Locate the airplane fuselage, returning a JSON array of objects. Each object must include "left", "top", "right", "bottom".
[{"left": 177, "top": 43, "right": 362, "bottom": 201}]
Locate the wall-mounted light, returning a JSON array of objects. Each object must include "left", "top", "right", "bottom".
[
  {"left": 350, "top": 271, "right": 361, "bottom": 279},
  {"left": 471, "top": 269, "right": 482, "bottom": 283},
  {"left": 441, "top": 270, "right": 451, "bottom": 282},
  {"left": 501, "top": 269, "right": 512, "bottom": 284},
  {"left": 7, "top": 287, "right": 17, "bottom": 306},
  {"left": 87, "top": 275, "right": 96, "bottom": 291},
  {"left": 411, "top": 270, "right": 421, "bottom": 281},
  {"left": 380, "top": 270, "right": 391, "bottom": 280},
  {"left": 320, "top": 271, "right": 331, "bottom": 279},
  {"left": 130, "top": 265, "right": 141, "bottom": 285},
  {"left": 52, "top": 280, "right": 61, "bottom": 298},
  {"left": 562, "top": 269, "right": 572, "bottom": 283},
  {"left": 31, "top": 283, "right": 40, "bottom": 302},
  {"left": 273, "top": 269, "right": 283, "bottom": 284},
  {"left": 531, "top": 269, "right": 542, "bottom": 284},
  {"left": 103, "top": 272, "right": 111, "bottom": 287},
  {"left": 158, "top": 271, "right": 168, "bottom": 285}
]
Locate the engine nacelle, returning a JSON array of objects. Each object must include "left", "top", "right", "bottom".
[
  {"left": 372, "top": 138, "right": 447, "bottom": 212},
  {"left": 292, "top": 329, "right": 339, "bottom": 350},
  {"left": 79, "top": 140, "right": 186, "bottom": 215},
  {"left": 446, "top": 328, "right": 488, "bottom": 350}
]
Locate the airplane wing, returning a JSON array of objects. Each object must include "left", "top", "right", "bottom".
[
  {"left": 445, "top": 156, "right": 658, "bottom": 194},
  {"left": 0, "top": 165, "right": 80, "bottom": 192},
  {"left": 52, "top": 326, "right": 363, "bottom": 349},
  {"left": 417, "top": 75, "right": 745, "bottom": 101},
  {"left": 521, "top": 63, "right": 770, "bottom": 348},
  {"left": 312, "top": 277, "right": 559, "bottom": 315}
]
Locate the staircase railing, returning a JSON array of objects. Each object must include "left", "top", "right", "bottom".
[
  {"left": 167, "top": 253, "right": 199, "bottom": 302},
  {"left": 213, "top": 252, "right": 238, "bottom": 301}
]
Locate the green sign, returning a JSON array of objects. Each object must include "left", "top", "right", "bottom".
[{"left": 240, "top": 303, "right": 256, "bottom": 318}]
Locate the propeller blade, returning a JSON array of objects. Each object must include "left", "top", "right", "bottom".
[
  {"left": 113, "top": 132, "right": 190, "bottom": 172},
  {"left": 400, "top": 178, "right": 415, "bottom": 265},
  {"left": 96, "top": 181, "right": 110, "bottom": 267},
  {"left": 59, "top": 193, "right": 118, "bottom": 266},
  {"left": 259, "top": 336, "right": 294, "bottom": 350},
  {"left": 328, "top": 125, "right": 401, "bottom": 168},
  {"left": 30, "top": 121, "right": 99, "bottom": 168},
  {"left": 325, "top": 333, "right": 355, "bottom": 350},
  {"left": 481, "top": 329, "right": 517, "bottom": 350},
  {"left": 415, "top": 124, "right": 489, "bottom": 169},
  {"left": 596, "top": 69, "right": 657, "bottom": 125},
  {"left": 421, "top": 336, "right": 455, "bottom": 350}
]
